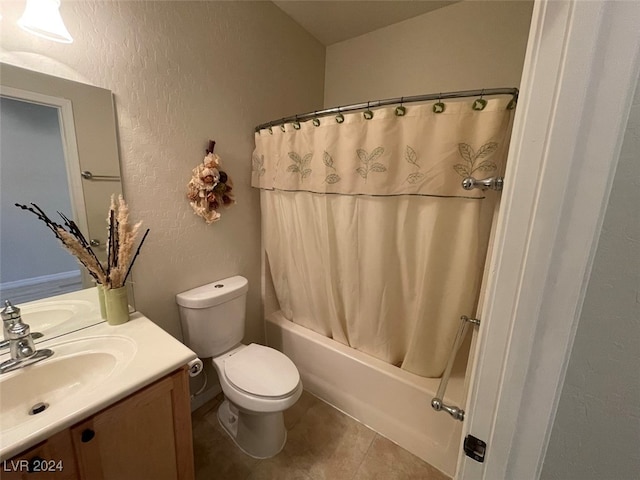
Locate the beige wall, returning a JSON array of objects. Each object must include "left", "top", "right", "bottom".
[
  {"left": 324, "top": 0, "right": 533, "bottom": 107},
  {"left": 0, "top": 2, "right": 325, "bottom": 347}
]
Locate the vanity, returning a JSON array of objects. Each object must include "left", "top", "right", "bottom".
[{"left": 0, "top": 289, "right": 198, "bottom": 480}]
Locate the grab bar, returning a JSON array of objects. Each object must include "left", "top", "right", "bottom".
[
  {"left": 81, "top": 171, "right": 120, "bottom": 181},
  {"left": 431, "top": 315, "right": 480, "bottom": 421},
  {"left": 461, "top": 176, "right": 503, "bottom": 191}
]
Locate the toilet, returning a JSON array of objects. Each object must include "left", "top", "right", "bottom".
[{"left": 176, "top": 276, "right": 302, "bottom": 459}]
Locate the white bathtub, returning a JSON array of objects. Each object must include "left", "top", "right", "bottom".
[{"left": 265, "top": 311, "right": 468, "bottom": 477}]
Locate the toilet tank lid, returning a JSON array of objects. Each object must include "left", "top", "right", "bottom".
[{"left": 176, "top": 276, "right": 248, "bottom": 308}]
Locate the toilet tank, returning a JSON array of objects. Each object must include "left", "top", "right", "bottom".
[{"left": 176, "top": 276, "right": 249, "bottom": 358}]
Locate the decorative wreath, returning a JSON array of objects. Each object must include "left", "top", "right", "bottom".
[{"left": 187, "top": 141, "right": 234, "bottom": 224}]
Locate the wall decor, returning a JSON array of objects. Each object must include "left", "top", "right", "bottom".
[{"left": 187, "top": 140, "right": 235, "bottom": 224}]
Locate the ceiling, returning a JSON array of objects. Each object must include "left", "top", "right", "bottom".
[{"left": 272, "top": 1, "right": 459, "bottom": 46}]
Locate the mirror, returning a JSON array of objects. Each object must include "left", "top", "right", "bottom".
[{"left": 0, "top": 63, "right": 129, "bottom": 343}]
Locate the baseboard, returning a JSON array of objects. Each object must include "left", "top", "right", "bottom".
[
  {"left": 0, "top": 270, "right": 82, "bottom": 304},
  {"left": 190, "top": 385, "right": 222, "bottom": 412}
]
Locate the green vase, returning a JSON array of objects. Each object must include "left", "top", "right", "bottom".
[{"left": 104, "top": 286, "right": 130, "bottom": 325}]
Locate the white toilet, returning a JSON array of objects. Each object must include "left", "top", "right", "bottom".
[{"left": 176, "top": 275, "right": 302, "bottom": 459}]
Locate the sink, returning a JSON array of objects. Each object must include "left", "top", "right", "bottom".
[
  {"left": 0, "top": 295, "right": 103, "bottom": 350},
  {"left": 21, "top": 300, "right": 93, "bottom": 329},
  {"left": 19, "top": 299, "right": 100, "bottom": 338},
  {"left": 0, "top": 335, "right": 136, "bottom": 432},
  {"left": 0, "top": 309, "right": 197, "bottom": 461}
]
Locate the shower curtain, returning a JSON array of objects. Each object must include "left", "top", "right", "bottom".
[{"left": 252, "top": 97, "right": 514, "bottom": 377}]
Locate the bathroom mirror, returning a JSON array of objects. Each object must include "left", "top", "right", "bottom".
[{"left": 0, "top": 63, "right": 130, "bottom": 344}]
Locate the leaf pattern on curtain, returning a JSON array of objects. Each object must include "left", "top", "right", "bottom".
[
  {"left": 287, "top": 151, "right": 313, "bottom": 181},
  {"left": 355, "top": 147, "right": 386, "bottom": 182},
  {"left": 404, "top": 145, "right": 425, "bottom": 184},
  {"left": 453, "top": 142, "right": 498, "bottom": 177},
  {"left": 252, "top": 99, "right": 515, "bottom": 197},
  {"left": 323, "top": 151, "right": 341, "bottom": 184},
  {"left": 252, "top": 154, "right": 266, "bottom": 177}
]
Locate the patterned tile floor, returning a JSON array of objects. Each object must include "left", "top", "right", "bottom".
[{"left": 192, "top": 390, "right": 450, "bottom": 480}]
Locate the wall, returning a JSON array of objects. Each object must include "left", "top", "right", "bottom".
[
  {"left": 0, "top": 1, "right": 325, "bottom": 350},
  {"left": 0, "top": 97, "right": 78, "bottom": 282},
  {"left": 540, "top": 72, "right": 640, "bottom": 479},
  {"left": 324, "top": 0, "right": 533, "bottom": 106}
]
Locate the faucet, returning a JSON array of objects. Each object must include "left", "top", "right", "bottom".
[
  {"left": 2, "top": 299, "right": 18, "bottom": 340},
  {"left": 1, "top": 300, "right": 43, "bottom": 350},
  {"left": 0, "top": 300, "right": 53, "bottom": 374}
]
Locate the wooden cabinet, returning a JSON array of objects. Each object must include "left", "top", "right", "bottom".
[
  {"left": 3, "top": 368, "right": 194, "bottom": 480},
  {"left": 1, "top": 430, "right": 77, "bottom": 480}
]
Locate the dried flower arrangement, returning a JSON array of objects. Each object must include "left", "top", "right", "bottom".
[
  {"left": 15, "top": 195, "right": 149, "bottom": 289},
  {"left": 187, "top": 140, "right": 235, "bottom": 224},
  {"left": 105, "top": 195, "right": 149, "bottom": 288}
]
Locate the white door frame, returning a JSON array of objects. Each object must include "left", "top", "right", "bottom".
[
  {"left": 457, "top": 1, "right": 640, "bottom": 479},
  {"left": 0, "top": 86, "right": 89, "bottom": 240},
  {"left": 1, "top": 85, "right": 93, "bottom": 288}
]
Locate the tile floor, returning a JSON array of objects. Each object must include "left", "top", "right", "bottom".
[{"left": 192, "top": 390, "right": 450, "bottom": 480}]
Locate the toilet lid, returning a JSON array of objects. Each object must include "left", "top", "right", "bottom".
[{"left": 224, "top": 344, "right": 300, "bottom": 397}]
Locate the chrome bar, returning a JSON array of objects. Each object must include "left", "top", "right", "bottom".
[
  {"left": 255, "top": 87, "right": 519, "bottom": 131},
  {"left": 81, "top": 171, "right": 120, "bottom": 181},
  {"left": 431, "top": 315, "right": 480, "bottom": 421},
  {"left": 461, "top": 176, "right": 504, "bottom": 191}
]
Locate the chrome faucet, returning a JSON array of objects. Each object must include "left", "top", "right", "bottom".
[
  {"left": 1, "top": 300, "right": 43, "bottom": 350},
  {"left": 2, "top": 299, "right": 18, "bottom": 340},
  {"left": 0, "top": 300, "right": 53, "bottom": 374}
]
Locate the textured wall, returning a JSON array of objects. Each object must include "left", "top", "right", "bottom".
[
  {"left": 0, "top": 2, "right": 325, "bottom": 345},
  {"left": 324, "top": 0, "right": 533, "bottom": 107},
  {"left": 541, "top": 73, "right": 640, "bottom": 479}
]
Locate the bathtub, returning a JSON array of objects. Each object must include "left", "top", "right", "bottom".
[{"left": 265, "top": 310, "right": 468, "bottom": 477}]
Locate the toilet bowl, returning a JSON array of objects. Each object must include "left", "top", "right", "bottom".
[
  {"left": 176, "top": 276, "right": 303, "bottom": 459},
  {"left": 214, "top": 343, "right": 302, "bottom": 413},
  {"left": 213, "top": 343, "right": 303, "bottom": 458}
]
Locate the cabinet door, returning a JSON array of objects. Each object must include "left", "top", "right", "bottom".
[
  {"left": 71, "top": 368, "right": 194, "bottom": 480},
  {"left": 2, "top": 429, "right": 78, "bottom": 480}
]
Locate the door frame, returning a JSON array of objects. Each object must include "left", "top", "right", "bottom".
[
  {"left": 457, "top": 1, "right": 640, "bottom": 479},
  {"left": 0, "top": 86, "right": 89, "bottom": 240}
]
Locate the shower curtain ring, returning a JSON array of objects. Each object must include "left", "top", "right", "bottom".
[
  {"left": 473, "top": 89, "right": 487, "bottom": 111},
  {"left": 434, "top": 93, "right": 446, "bottom": 114},
  {"left": 395, "top": 97, "right": 406, "bottom": 116},
  {"left": 336, "top": 108, "right": 345, "bottom": 124},
  {"left": 293, "top": 115, "right": 301, "bottom": 130},
  {"left": 268, "top": 122, "right": 273, "bottom": 135},
  {"left": 364, "top": 101, "right": 374, "bottom": 120},
  {"left": 280, "top": 118, "right": 286, "bottom": 132},
  {"left": 312, "top": 111, "right": 321, "bottom": 127}
]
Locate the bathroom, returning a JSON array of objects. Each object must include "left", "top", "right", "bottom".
[{"left": 1, "top": 1, "right": 639, "bottom": 479}]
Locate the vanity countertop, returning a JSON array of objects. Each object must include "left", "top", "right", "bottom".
[{"left": 0, "top": 295, "right": 197, "bottom": 460}]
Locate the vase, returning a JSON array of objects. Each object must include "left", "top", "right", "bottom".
[
  {"left": 104, "top": 286, "right": 130, "bottom": 325},
  {"left": 96, "top": 284, "right": 107, "bottom": 319}
]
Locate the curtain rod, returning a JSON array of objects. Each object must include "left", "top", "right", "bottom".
[{"left": 255, "top": 87, "right": 519, "bottom": 132}]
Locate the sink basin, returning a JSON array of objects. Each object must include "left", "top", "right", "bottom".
[
  {"left": 21, "top": 300, "right": 93, "bottom": 328},
  {"left": 19, "top": 299, "right": 100, "bottom": 337},
  {"left": 0, "top": 309, "right": 197, "bottom": 461},
  {"left": 0, "top": 294, "right": 104, "bottom": 351},
  {"left": 0, "top": 335, "right": 136, "bottom": 432}
]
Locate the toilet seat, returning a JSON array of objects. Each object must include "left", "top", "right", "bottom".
[{"left": 224, "top": 344, "right": 300, "bottom": 398}]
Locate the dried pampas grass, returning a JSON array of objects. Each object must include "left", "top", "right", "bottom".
[
  {"left": 16, "top": 196, "right": 149, "bottom": 290},
  {"left": 106, "top": 195, "right": 147, "bottom": 288}
]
